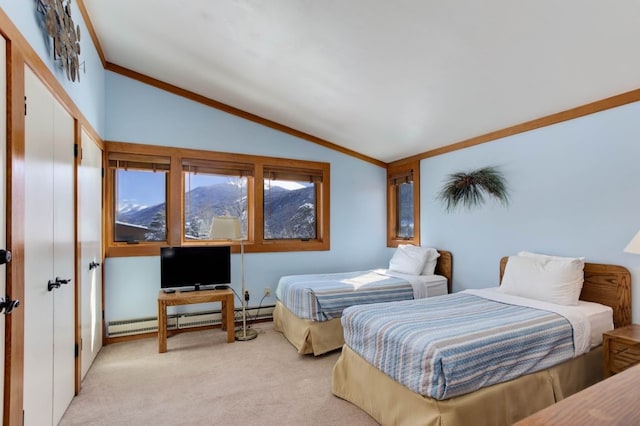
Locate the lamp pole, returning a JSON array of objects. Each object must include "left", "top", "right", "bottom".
[{"left": 235, "top": 234, "right": 257, "bottom": 341}]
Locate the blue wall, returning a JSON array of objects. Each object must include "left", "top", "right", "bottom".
[
  {"left": 104, "top": 72, "right": 390, "bottom": 321},
  {"left": 421, "top": 101, "right": 640, "bottom": 321},
  {"left": 0, "top": 1, "right": 106, "bottom": 134}
]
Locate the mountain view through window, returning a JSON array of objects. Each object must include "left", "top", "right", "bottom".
[{"left": 115, "top": 172, "right": 317, "bottom": 242}]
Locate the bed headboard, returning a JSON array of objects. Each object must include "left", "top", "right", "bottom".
[
  {"left": 500, "top": 257, "right": 631, "bottom": 328},
  {"left": 435, "top": 251, "right": 453, "bottom": 294}
]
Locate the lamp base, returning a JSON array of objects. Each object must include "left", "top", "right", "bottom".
[{"left": 235, "top": 328, "right": 258, "bottom": 341}]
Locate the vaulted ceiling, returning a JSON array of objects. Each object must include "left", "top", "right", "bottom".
[{"left": 81, "top": 1, "right": 640, "bottom": 163}]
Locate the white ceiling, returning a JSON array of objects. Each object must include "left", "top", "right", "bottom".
[{"left": 81, "top": 0, "right": 640, "bottom": 163}]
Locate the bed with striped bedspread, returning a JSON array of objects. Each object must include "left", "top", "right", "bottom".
[
  {"left": 342, "top": 290, "right": 584, "bottom": 400},
  {"left": 276, "top": 270, "right": 415, "bottom": 322}
]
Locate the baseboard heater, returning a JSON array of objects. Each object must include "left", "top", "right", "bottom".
[{"left": 107, "top": 305, "right": 275, "bottom": 337}]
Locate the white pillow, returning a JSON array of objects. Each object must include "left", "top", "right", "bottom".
[
  {"left": 420, "top": 248, "right": 441, "bottom": 275},
  {"left": 518, "top": 251, "right": 586, "bottom": 264},
  {"left": 389, "top": 245, "right": 429, "bottom": 275},
  {"left": 499, "top": 254, "right": 585, "bottom": 306}
]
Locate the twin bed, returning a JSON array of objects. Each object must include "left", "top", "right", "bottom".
[
  {"left": 274, "top": 250, "right": 453, "bottom": 355},
  {"left": 331, "top": 255, "right": 631, "bottom": 426}
]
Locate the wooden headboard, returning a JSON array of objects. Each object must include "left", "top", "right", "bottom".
[
  {"left": 435, "top": 250, "right": 453, "bottom": 294},
  {"left": 500, "top": 257, "right": 631, "bottom": 329}
]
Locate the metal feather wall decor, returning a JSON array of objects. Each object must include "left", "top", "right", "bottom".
[
  {"left": 438, "top": 166, "right": 509, "bottom": 212},
  {"left": 37, "top": 0, "right": 82, "bottom": 82}
]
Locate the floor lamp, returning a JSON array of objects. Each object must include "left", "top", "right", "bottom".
[{"left": 210, "top": 216, "right": 258, "bottom": 341}]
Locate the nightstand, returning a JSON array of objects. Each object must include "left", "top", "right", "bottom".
[{"left": 603, "top": 324, "right": 640, "bottom": 378}]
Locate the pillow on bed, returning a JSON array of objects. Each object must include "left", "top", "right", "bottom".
[
  {"left": 389, "top": 244, "right": 430, "bottom": 275},
  {"left": 499, "top": 254, "right": 585, "bottom": 306},
  {"left": 420, "top": 248, "right": 441, "bottom": 275},
  {"left": 518, "top": 251, "right": 586, "bottom": 264}
]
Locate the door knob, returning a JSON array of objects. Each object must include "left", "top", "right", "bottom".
[
  {"left": 0, "top": 249, "right": 11, "bottom": 265},
  {"left": 0, "top": 297, "right": 20, "bottom": 314}
]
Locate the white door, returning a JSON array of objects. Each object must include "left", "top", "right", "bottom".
[
  {"left": 0, "top": 34, "right": 7, "bottom": 423},
  {"left": 51, "top": 81, "right": 76, "bottom": 424},
  {"left": 78, "top": 129, "right": 103, "bottom": 379},
  {"left": 24, "top": 67, "right": 75, "bottom": 426}
]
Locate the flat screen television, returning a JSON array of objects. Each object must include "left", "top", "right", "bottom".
[{"left": 160, "top": 246, "right": 231, "bottom": 291}]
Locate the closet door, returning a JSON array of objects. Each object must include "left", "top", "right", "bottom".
[
  {"left": 23, "top": 67, "right": 75, "bottom": 426},
  {"left": 51, "top": 81, "right": 76, "bottom": 423},
  {"left": 78, "top": 129, "right": 103, "bottom": 379}
]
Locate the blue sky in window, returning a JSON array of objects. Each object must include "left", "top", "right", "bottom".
[
  {"left": 117, "top": 170, "right": 167, "bottom": 207},
  {"left": 118, "top": 170, "right": 308, "bottom": 208}
]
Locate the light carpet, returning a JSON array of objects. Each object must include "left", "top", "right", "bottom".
[{"left": 59, "top": 322, "right": 378, "bottom": 426}]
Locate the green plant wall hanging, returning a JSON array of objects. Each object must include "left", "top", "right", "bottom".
[{"left": 438, "top": 166, "right": 509, "bottom": 212}]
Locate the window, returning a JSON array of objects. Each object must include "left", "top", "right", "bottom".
[
  {"left": 105, "top": 142, "right": 330, "bottom": 257},
  {"left": 263, "top": 166, "right": 322, "bottom": 240},
  {"left": 108, "top": 152, "right": 170, "bottom": 244},
  {"left": 182, "top": 158, "right": 253, "bottom": 241},
  {"left": 387, "top": 161, "right": 420, "bottom": 247}
]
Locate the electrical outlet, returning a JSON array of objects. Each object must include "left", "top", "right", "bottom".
[{"left": 264, "top": 287, "right": 271, "bottom": 297}]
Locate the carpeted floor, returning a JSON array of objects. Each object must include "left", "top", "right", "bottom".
[{"left": 59, "top": 322, "right": 378, "bottom": 426}]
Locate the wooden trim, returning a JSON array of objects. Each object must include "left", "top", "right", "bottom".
[
  {"left": 73, "top": 119, "right": 81, "bottom": 395},
  {"left": 105, "top": 62, "right": 386, "bottom": 168},
  {"left": 4, "top": 41, "right": 26, "bottom": 426},
  {"left": 500, "top": 257, "right": 632, "bottom": 329},
  {"left": 75, "top": 0, "right": 107, "bottom": 67},
  {"left": 387, "top": 161, "right": 420, "bottom": 247},
  {"left": 390, "top": 88, "right": 640, "bottom": 167}
]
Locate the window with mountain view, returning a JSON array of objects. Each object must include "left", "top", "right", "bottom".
[
  {"left": 182, "top": 158, "right": 252, "bottom": 240},
  {"left": 387, "top": 161, "right": 420, "bottom": 247},
  {"left": 263, "top": 167, "right": 318, "bottom": 240},
  {"left": 109, "top": 153, "right": 169, "bottom": 243},
  {"left": 105, "top": 143, "right": 330, "bottom": 256}
]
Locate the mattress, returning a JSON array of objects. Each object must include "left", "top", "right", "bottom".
[
  {"left": 276, "top": 269, "right": 447, "bottom": 322},
  {"left": 341, "top": 288, "right": 613, "bottom": 400},
  {"left": 467, "top": 288, "right": 614, "bottom": 347}
]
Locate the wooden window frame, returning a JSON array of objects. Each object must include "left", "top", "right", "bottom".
[
  {"left": 105, "top": 141, "right": 330, "bottom": 257},
  {"left": 387, "top": 161, "right": 420, "bottom": 247}
]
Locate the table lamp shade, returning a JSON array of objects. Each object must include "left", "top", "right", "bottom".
[
  {"left": 210, "top": 216, "right": 241, "bottom": 240},
  {"left": 624, "top": 230, "right": 640, "bottom": 254}
]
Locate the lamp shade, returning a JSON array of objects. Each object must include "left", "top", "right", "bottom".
[
  {"left": 624, "top": 229, "right": 640, "bottom": 254},
  {"left": 210, "top": 216, "right": 241, "bottom": 240}
]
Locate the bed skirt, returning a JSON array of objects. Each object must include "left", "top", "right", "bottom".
[
  {"left": 332, "top": 344, "right": 603, "bottom": 426},
  {"left": 273, "top": 301, "right": 344, "bottom": 356}
]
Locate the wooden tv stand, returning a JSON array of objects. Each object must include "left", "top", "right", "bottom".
[{"left": 157, "top": 288, "right": 235, "bottom": 353}]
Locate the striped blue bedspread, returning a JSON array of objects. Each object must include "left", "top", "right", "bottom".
[
  {"left": 342, "top": 292, "right": 576, "bottom": 400},
  {"left": 276, "top": 270, "right": 414, "bottom": 321}
]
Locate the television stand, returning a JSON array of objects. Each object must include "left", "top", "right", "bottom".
[{"left": 157, "top": 288, "right": 234, "bottom": 352}]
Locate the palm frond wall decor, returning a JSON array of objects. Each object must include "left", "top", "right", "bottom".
[{"left": 438, "top": 166, "right": 509, "bottom": 212}]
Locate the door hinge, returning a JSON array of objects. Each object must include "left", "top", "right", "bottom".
[
  {"left": 74, "top": 143, "right": 79, "bottom": 158},
  {"left": 24, "top": 96, "right": 27, "bottom": 116},
  {"left": 74, "top": 343, "right": 79, "bottom": 358},
  {"left": 101, "top": 167, "right": 105, "bottom": 178}
]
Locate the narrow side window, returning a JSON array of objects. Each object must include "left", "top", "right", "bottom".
[{"left": 387, "top": 161, "right": 420, "bottom": 247}]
